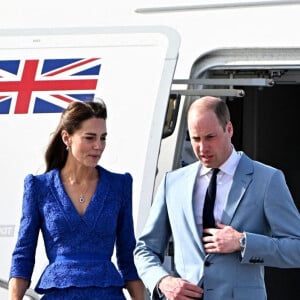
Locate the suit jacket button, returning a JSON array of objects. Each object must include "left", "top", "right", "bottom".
[{"left": 204, "top": 261, "right": 211, "bottom": 267}]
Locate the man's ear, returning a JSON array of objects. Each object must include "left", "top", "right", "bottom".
[{"left": 227, "top": 121, "right": 233, "bottom": 138}]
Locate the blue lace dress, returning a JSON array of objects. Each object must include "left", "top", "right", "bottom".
[{"left": 9, "top": 166, "right": 140, "bottom": 299}]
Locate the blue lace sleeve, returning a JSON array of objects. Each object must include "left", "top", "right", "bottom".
[
  {"left": 9, "top": 174, "right": 41, "bottom": 281},
  {"left": 115, "top": 173, "right": 140, "bottom": 281}
]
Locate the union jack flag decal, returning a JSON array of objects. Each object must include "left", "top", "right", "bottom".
[{"left": 0, "top": 58, "right": 101, "bottom": 114}]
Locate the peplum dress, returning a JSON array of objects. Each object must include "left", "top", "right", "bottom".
[{"left": 9, "top": 166, "right": 140, "bottom": 299}]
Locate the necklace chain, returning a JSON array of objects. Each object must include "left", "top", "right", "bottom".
[{"left": 61, "top": 170, "right": 96, "bottom": 204}]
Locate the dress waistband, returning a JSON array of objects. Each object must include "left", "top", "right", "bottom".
[{"left": 52, "top": 253, "right": 110, "bottom": 263}]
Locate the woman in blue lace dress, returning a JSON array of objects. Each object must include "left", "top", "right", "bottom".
[{"left": 8, "top": 100, "right": 145, "bottom": 300}]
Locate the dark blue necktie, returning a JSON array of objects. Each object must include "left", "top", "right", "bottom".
[{"left": 203, "top": 168, "right": 220, "bottom": 229}]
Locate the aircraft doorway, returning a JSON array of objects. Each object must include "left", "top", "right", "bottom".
[{"left": 228, "top": 84, "right": 300, "bottom": 300}]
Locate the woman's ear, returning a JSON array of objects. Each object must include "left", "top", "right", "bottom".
[{"left": 61, "top": 130, "right": 71, "bottom": 149}]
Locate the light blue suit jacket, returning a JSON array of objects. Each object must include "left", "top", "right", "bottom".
[{"left": 134, "top": 153, "right": 300, "bottom": 300}]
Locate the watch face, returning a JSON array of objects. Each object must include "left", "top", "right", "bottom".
[{"left": 240, "top": 236, "right": 246, "bottom": 247}]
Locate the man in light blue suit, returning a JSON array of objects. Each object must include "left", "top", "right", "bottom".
[{"left": 134, "top": 96, "right": 300, "bottom": 300}]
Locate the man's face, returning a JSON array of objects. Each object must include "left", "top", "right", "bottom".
[{"left": 188, "top": 109, "right": 233, "bottom": 168}]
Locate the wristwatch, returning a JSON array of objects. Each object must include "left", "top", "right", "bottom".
[{"left": 239, "top": 233, "right": 246, "bottom": 251}]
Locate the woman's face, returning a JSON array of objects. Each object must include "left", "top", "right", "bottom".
[{"left": 63, "top": 117, "right": 107, "bottom": 168}]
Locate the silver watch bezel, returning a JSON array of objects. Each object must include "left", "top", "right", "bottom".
[{"left": 239, "top": 234, "right": 246, "bottom": 250}]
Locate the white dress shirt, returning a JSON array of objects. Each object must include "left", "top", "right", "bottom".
[{"left": 193, "top": 147, "right": 241, "bottom": 234}]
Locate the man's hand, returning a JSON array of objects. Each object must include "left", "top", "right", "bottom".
[
  {"left": 158, "top": 275, "right": 203, "bottom": 299},
  {"left": 202, "top": 222, "right": 244, "bottom": 254}
]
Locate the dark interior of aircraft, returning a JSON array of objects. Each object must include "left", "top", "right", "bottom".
[{"left": 228, "top": 81, "right": 300, "bottom": 300}]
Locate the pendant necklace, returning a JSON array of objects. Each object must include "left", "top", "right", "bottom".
[
  {"left": 79, "top": 194, "right": 85, "bottom": 203},
  {"left": 79, "top": 184, "right": 89, "bottom": 203}
]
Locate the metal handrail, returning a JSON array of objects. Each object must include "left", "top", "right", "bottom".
[{"left": 0, "top": 278, "right": 40, "bottom": 300}]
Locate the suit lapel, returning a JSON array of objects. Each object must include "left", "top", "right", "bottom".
[
  {"left": 221, "top": 154, "right": 253, "bottom": 225},
  {"left": 181, "top": 162, "right": 207, "bottom": 254}
]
